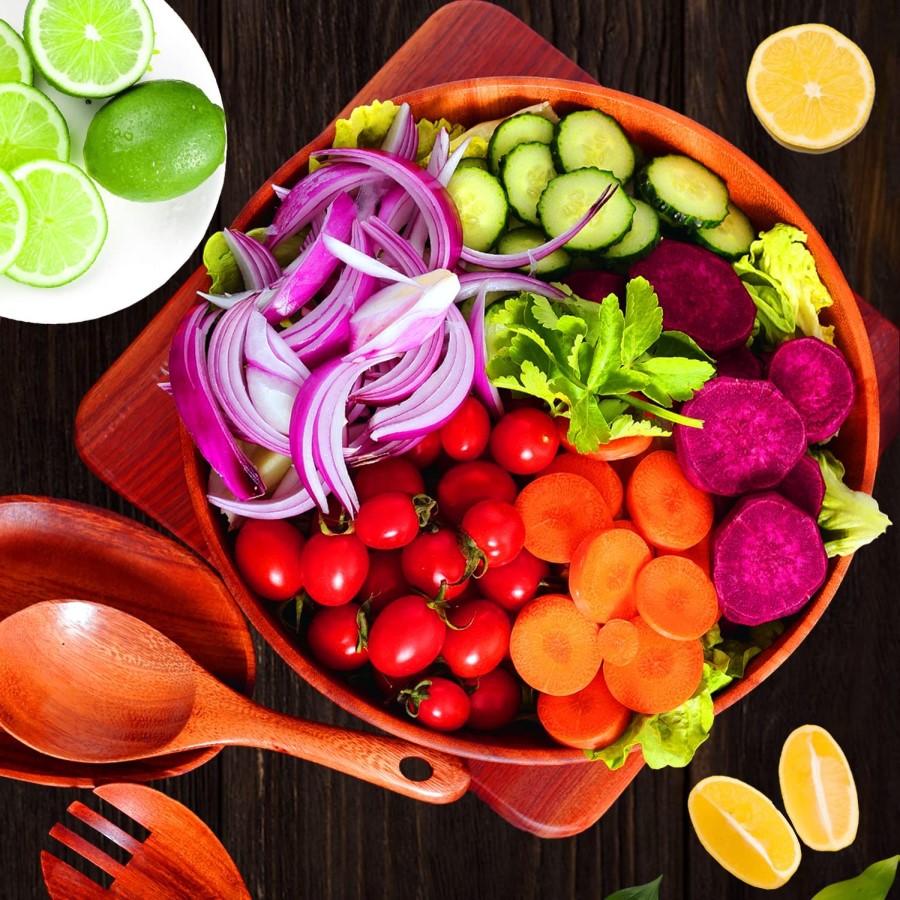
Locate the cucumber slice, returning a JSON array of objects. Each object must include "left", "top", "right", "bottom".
[
  {"left": 500, "top": 141, "right": 557, "bottom": 226},
  {"left": 456, "top": 156, "right": 489, "bottom": 171},
  {"left": 552, "top": 109, "right": 635, "bottom": 183},
  {"left": 600, "top": 198, "right": 661, "bottom": 266},
  {"left": 487, "top": 113, "right": 555, "bottom": 174},
  {"left": 637, "top": 154, "right": 729, "bottom": 228},
  {"left": 446, "top": 166, "right": 509, "bottom": 252},
  {"left": 693, "top": 201, "right": 755, "bottom": 261},
  {"left": 497, "top": 226, "right": 571, "bottom": 277},
  {"left": 538, "top": 168, "right": 634, "bottom": 253}
]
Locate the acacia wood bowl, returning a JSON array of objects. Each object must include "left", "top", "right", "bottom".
[{"left": 182, "top": 77, "right": 879, "bottom": 765}]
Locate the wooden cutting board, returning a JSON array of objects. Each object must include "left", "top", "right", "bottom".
[{"left": 75, "top": 0, "right": 899, "bottom": 837}]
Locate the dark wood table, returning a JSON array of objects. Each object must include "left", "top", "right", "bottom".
[{"left": 1, "top": 1, "right": 897, "bottom": 897}]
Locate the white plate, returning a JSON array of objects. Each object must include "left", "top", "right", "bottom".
[{"left": 0, "top": 0, "right": 224, "bottom": 324}]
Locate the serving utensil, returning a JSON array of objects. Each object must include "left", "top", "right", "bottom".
[
  {"left": 0, "top": 599, "right": 470, "bottom": 804},
  {"left": 41, "top": 782, "right": 250, "bottom": 899}
]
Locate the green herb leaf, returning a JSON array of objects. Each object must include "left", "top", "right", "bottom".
[
  {"left": 621, "top": 276, "right": 662, "bottom": 365},
  {"left": 812, "top": 855, "right": 900, "bottom": 900},
  {"left": 634, "top": 356, "right": 716, "bottom": 408},
  {"left": 586, "top": 293, "right": 625, "bottom": 391},
  {"left": 604, "top": 875, "right": 663, "bottom": 900}
]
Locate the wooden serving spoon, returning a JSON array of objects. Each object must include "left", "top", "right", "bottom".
[{"left": 0, "top": 600, "right": 469, "bottom": 805}]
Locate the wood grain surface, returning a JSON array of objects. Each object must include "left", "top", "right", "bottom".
[{"left": 1, "top": 1, "right": 897, "bottom": 898}]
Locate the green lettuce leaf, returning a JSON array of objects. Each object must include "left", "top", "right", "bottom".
[
  {"left": 812, "top": 448, "right": 892, "bottom": 556},
  {"left": 702, "top": 620, "right": 784, "bottom": 693},
  {"left": 604, "top": 876, "right": 663, "bottom": 900},
  {"left": 202, "top": 228, "right": 304, "bottom": 295},
  {"left": 812, "top": 855, "right": 900, "bottom": 900}
]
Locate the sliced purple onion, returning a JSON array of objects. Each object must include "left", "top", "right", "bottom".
[
  {"left": 222, "top": 229, "right": 281, "bottom": 291},
  {"left": 360, "top": 218, "right": 428, "bottom": 277},
  {"left": 321, "top": 232, "right": 415, "bottom": 284},
  {"left": 426, "top": 128, "right": 450, "bottom": 177},
  {"left": 209, "top": 466, "right": 315, "bottom": 520},
  {"left": 198, "top": 288, "right": 260, "bottom": 310},
  {"left": 456, "top": 271, "right": 567, "bottom": 301},
  {"left": 245, "top": 367, "right": 299, "bottom": 435},
  {"left": 468, "top": 285, "right": 504, "bottom": 417},
  {"left": 244, "top": 306, "right": 309, "bottom": 384},
  {"left": 380, "top": 103, "right": 418, "bottom": 160},
  {"left": 436, "top": 137, "right": 473, "bottom": 186}
]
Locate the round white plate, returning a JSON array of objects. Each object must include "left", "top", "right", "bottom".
[{"left": 0, "top": 0, "right": 225, "bottom": 324}]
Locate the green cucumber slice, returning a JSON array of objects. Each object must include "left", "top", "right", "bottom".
[{"left": 637, "top": 154, "right": 729, "bottom": 228}]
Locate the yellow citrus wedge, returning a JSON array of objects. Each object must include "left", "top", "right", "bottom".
[
  {"left": 688, "top": 776, "right": 801, "bottom": 889},
  {"left": 779, "top": 724, "right": 859, "bottom": 851},
  {"left": 746, "top": 23, "right": 875, "bottom": 153}
]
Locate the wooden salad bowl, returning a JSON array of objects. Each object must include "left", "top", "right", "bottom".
[{"left": 182, "top": 77, "right": 880, "bottom": 765}]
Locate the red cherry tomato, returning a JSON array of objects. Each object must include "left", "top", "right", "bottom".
[
  {"left": 358, "top": 549, "right": 408, "bottom": 614},
  {"left": 400, "top": 528, "right": 469, "bottom": 599},
  {"left": 306, "top": 604, "right": 368, "bottom": 670},
  {"left": 404, "top": 677, "right": 470, "bottom": 732},
  {"left": 233, "top": 519, "right": 306, "bottom": 601},
  {"left": 461, "top": 499, "right": 526, "bottom": 568},
  {"left": 354, "top": 458, "right": 425, "bottom": 502},
  {"left": 489, "top": 408, "right": 559, "bottom": 474},
  {"left": 300, "top": 532, "right": 369, "bottom": 606},
  {"left": 435, "top": 460, "right": 517, "bottom": 524},
  {"left": 367, "top": 594, "right": 447, "bottom": 677},
  {"left": 439, "top": 396, "right": 491, "bottom": 461},
  {"left": 441, "top": 599, "right": 511, "bottom": 679},
  {"left": 403, "top": 430, "right": 442, "bottom": 469},
  {"left": 466, "top": 668, "right": 522, "bottom": 730},
  {"left": 478, "top": 548, "right": 549, "bottom": 611},
  {"left": 354, "top": 492, "right": 419, "bottom": 550}
]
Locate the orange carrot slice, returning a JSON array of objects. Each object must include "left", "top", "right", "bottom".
[
  {"left": 603, "top": 617, "right": 704, "bottom": 714},
  {"left": 625, "top": 450, "right": 713, "bottom": 551},
  {"left": 509, "top": 593, "right": 602, "bottom": 696},
  {"left": 556, "top": 417, "right": 655, "bottom": 461},
  {"left": 515, "top": 472, "right": 611, "bottom": 563},
  {"left": 540, "top": 452, "right": 624, "bottom": 517},
  {"left": 597, "top": 618, "right": 640, "bottom": 666},
  {"left": 569, "top": 527, "right": 653, "bottom": 623},
  {"left": 665, "top": 530, "right": 712, "bottom": 575},
  {"left": 635, "top": 555, "right": 720, "bottom": 641},
  {"left": 537, "top": 669, "right": 633, "bottom": 750}
]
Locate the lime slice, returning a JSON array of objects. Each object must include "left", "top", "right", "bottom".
[
  {"left": 0, "top": 82, "right": 69, "bottom": 171},
  {"left": 0, "top": 19, "right": 34, "bottom": 84},
  {"left": 7, "top": 159, "right": 107, "bottom": 287},
  {"left": 0, "top": 167, "right": 29, "bottom": 275},
  {"left": 24, "top": 0, "right": 154, "bottom": 98}
]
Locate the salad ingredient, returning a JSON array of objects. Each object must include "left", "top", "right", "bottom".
[
  {"left": 441, "top": 599, "right": 511, "bottom": 679},
  {"left": 354, "top": 458, "right": 425, "bottom": 502},
  {"left": 599, "top": 197, "right": 661, "bottom": 268},
  {"left": 439, "top": 395, "right": 491, "bottom": 461},
  {"left": 306, "top": 603, "right": 368, "bottom": 670},
  {"left": 400, "top": 528, "right": 469, "bottom": 599},
  {"left": 713, "top": 492, "right": 828, "bottom": 626},
  {"left": 488, "top": 407, "right": 559, "bottom": 475},
  {"left": 603, "top": 617, "right": 703, "bottom": 714},
  {"left": 569, "top": 527, "right": 651, "bottom": 623},
  {"left": 767, "top": 336, "right": 855, "bottom": 442},
  {"left": 693, "top": 201, "right": 755, "bottom": 261},
  {"left": 358, "top": 549, "right": 406, "bottom": 614},
  {"left": 557, "top": 419, "right": 653, "bottom": 461},
  {"left": 509, "top": 593, "right": 602, "bottom": 696},
  {"left": 596, "top": 618, "right": 639, "bottom": 666},
  {"left": 0, "top": 19, "right": 32, "bottom": 84},
  {"left": 496, "top": 225, "right": 570, "bottom": 276},
  {"left": 5, "top": 158, "right": 107, "bottom": 287},
  {"left": 714, "top": 345, "right": 763, "bottom": 380},
  {"left": 537, "top": 669, "right": 631, "bottom": 750},
  {"left": 435, "top": 459, "right": 517, "bottom": 524},
  {"left": 83, "top": 79, "right": 226, "bottom": 201},
  {"left": 674, "top": 377, "right": 807, "bottom": 496},
  {"left": 515, "top": 472, "right": 612, "bottom": 563},
  {"left": 636, "top": 155, "right": 728, "bottom": 228},
  {"left": 445, "top": 165, "right": 507, "bottom": 251},
  {"left": 400, "top": 677, "right": 470, "bottom": 732},
  {"left": 688, "top": 775, "right": 802, "bottom": 889},
  {"left": 812, "top": 856, "right": 900, "bottom": 900},
  {"left": 477, "top": 547, "right": 548, "bottom": 611},
  {"left": 667, "top": 531, "right": 712, "bottom": 575},
  {"left": 562, "top": 268, "right": 624, "bottom": 301},
  {"left": 465, "top": 667, "right": 521, "bottom": 731},
  {"left": 540, "top": 452, "right": 624, "bottom": 517},
  {"left": 552, "top": 108, "right": 635, "bottom": 182},
  {"left": 233, "top": 519, "right": 305, "bottom": 601},
  {"left": 0, "top": 168, "right": 28, "bottom": 275},
  {"left": 634, "top": 556, "right": 719, "bottom": 641},
  {"left": 603, "top": 876, "right": 663, "bottom": 900},
  {"left": 402, "top": 429, "right": 441, "bottom": 469},
  {"left": 299, "top": 532, "right": 369, "bottom": 606},
  {"left": 746, "top": 23, "right": 875, "bottom": 153},
  {"left": 779, "top": 724, "right": 858, "bottom": 851},
  {"left": 630, "top": 240, "right": 756, "bottom": 355},
  {"left": 625, "top": 450, "right": 713, "bottom": 550},
  {"left": 777, "top": 453, "right": 826, "bottom": 517},
  {"left": 24, "top": 0, "right": 154, "bottom": 97},
  {"left": 487, "top": 112, "right": 554, "bottom": 174},
  {"left": 353, "top": 492, "right": 418, "bottom": 550},
  {"left": 500, "top": 141, "right": 556, "bottom": 225},
  {"left": 0, "top": 82, "right": 68, "bottom": 171},
  {"left": 460, "top": 499, "right": 525, "bottom": 568},
  {"left": 368, "top": 595, "right": 446, "bottom": 678}
]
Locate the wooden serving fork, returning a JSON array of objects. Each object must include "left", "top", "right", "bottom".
[{"left": 41, "top": 783, "right": 250, "bottom": 899}]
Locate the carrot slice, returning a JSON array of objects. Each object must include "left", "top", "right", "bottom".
[
  {"left": 556, "top": 417, "right": 654, "bottom": 461},
  {"left": 625, "top": 450, "right": 713, "bottom": 551},
  {"left": 634, "top": 555, "right": 720, "bottom": 641},
  {"left": 665, "top": 530, "right": 712, "bottom": 575},
  {"left": 540, "top": 452, "right": 624, "bottom": 517},
  {"left": 597, "top": 618, "right": 640, "bottom": 666},
  {"left": 514, "top": 473, "right": 611, "bottom": 563},
  {"left": 537, "top": 669, "right": 632, "bottom": 750},
  {"left": 509, "top": 593, "right": 602, "bottom": 696},
  {"left": 569, "top": 527, "right": 653, "bottom": 623},
  {"left": 603, "top": 617, "right": 705, "bottom": 714},
  {"left": 611, "top": 518, "right": 645, "bottom": 539}
]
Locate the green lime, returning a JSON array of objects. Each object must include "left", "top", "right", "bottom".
[
  {"left": 6, "top": 158, "right": 107, "bottom": 287},
  {"left": 0, "top": 19, "right": 34, "bottom": 84},
  {"left": 24, "top": 0, "right": 154, "bottom": 98},
  {"left": 0, "top": 82, "right": 69, "bottom": 171},
  {"left": 83, "top": 78, "right": 226, "bottom": 202},
  {"left": 0, "top": 167, "right": 29, "bottom": 275}
]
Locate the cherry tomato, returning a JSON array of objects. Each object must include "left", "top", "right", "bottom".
[
  {"left": 441, "top": 599, "right": 511, "bottom": 679},
  {"left": 233, "top": 519, "right": 306, "bottom": 601},
  {"left": 400, "top": 528, "right": 469, "bottom": 599},
  {"left": 300, "top": 532, "right": 369, "bottom": 606},
  {"left": 367, "top": 594, "right": 446, "bottom": 677},
  {"left": 358, "top": 549, "right": 408, "bottom": 614},
  {"left": 478, "top": 548, "right": 549, "bottom": 611},
  {"left": 466, "top": 667, "right": 522, "bottom": 730},
  {"left": 439, "top": 396, "right": 491, "bottom": 461},
  {"left": 435, "top": 460, "right": 517, "bottom": 524},
  {"left": 461, "top": 499, "right": 526, "bottom": 568},
  {"left": 404, "top": 677, "right": 470, "bottom": 732},
  {"left": 403, "top": 430, "right": 442, "bottom": 469},
  {"left": 489, "top": 408, "right": 559, "bottom": 474},
  {"left": 354, "top": 492, "right": 419, "bottom": 550},
  {"left": 306, "top": 604, "right": 368, "bottom": 670},
  {"left": 354, "top": 458, "right": 425, "bottom": 503}
]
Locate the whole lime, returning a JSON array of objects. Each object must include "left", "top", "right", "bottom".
[{"left": 83, "top": 79, "right": 226, "bottom": 202}]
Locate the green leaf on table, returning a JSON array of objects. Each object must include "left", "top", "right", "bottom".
[
  {"left": 812, "top": 855, "right": 900, "bottom": 899},
  {"left": 604, "top": 875, "right": 663, "bottom": 900}
]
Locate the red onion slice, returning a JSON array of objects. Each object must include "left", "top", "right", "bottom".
[
  {"left": 209, "top": 466, "right": 315, "bottom": 520},
  {"left": 468, "top": 285, "right": 504, "bottom": 417},
  {"left": 222, "top": 229, "right": 281, "bottom": 290}
]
